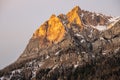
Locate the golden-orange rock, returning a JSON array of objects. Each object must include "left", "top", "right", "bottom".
[
  {"left": 33, "top": 22, "right": 47, "bottom": 38},
  {"left": 33, "top": 15, "right": 65, "bottom": 43},
  {"left": 47, "top": 15, "right": 65, "bottom": 43},
  {"left": 67, "top": 6, "right": 83, "bottom": 29}
]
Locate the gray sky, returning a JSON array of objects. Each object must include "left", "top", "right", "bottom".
[{"left": 0, "top": 0, "right": 120, "bottom": 69}]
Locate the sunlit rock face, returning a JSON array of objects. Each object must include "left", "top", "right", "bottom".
[
  {"left": 33, "top": 21, "right": 48, "bottom": 38},
  {"left": 33, "top": 15, "right": 65, "bottom": 44},
  {"left": 67, "top": 6, "right": 83, "bottom": 29},
  {"left": 33, "top": 6, "right": 84, "bottom": 43},
  {"left": 47, "top": 15, "right": 65, "bottom": 43}
]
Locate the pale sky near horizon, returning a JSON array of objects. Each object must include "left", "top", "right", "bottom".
[{"left": 0, "top": 0, "right": 120, "bottom": 69}]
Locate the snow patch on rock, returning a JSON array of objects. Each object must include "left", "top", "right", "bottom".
[
  {"left": 81, "top": 39, "right": 86, "bottom": 43},
  {"left": 107, "top": 17, "right": 120, "bottom": 29},
  {"left": 55, "top": 50, "right": 61, "bottom": 55},
  {"left": 109, "top": 16, "right": 120, "bottom": 22},
  {"left": 74, "top": 64, "right": 78, "bottom": 68},
  {"left": 95, "top": 25, "right": 107, "bottom": 31},
  {"left": 46, "top": 55, "right": 50, "bottom": 59}
]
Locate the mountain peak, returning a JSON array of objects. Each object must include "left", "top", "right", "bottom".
[
  {"left": 70, "top": 6, "right": 81, "bottom": 13},
  {"left": 67, "top": 6, "right": 83, "bottom": 29},
  {"left": 47, "top": 14, "right": 65, "bottom": 43},
  {"left": 33, "top": 6, "right": 83, "bottom": 42},
  {"left": 0, "top": 6, "right": 120, "bottom": 80},
  {"left": 33, "top": 14, "right": 65, "bottom": 44}
]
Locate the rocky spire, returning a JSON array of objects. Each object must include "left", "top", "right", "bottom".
[
  {"left": 33, "top": 14, "right": 65, "bottom": 44},
  {"left": 67, "top": 6, "right": 83, "bottom": 29}
]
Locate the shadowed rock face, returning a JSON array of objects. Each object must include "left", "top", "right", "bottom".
[{"left": 0, "top": 6, "right": 120, "bottom": 80}]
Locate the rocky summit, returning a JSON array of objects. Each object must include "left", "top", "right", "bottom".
[{"left": 0, "top": 6, "right": 120, "bottom": 80}]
